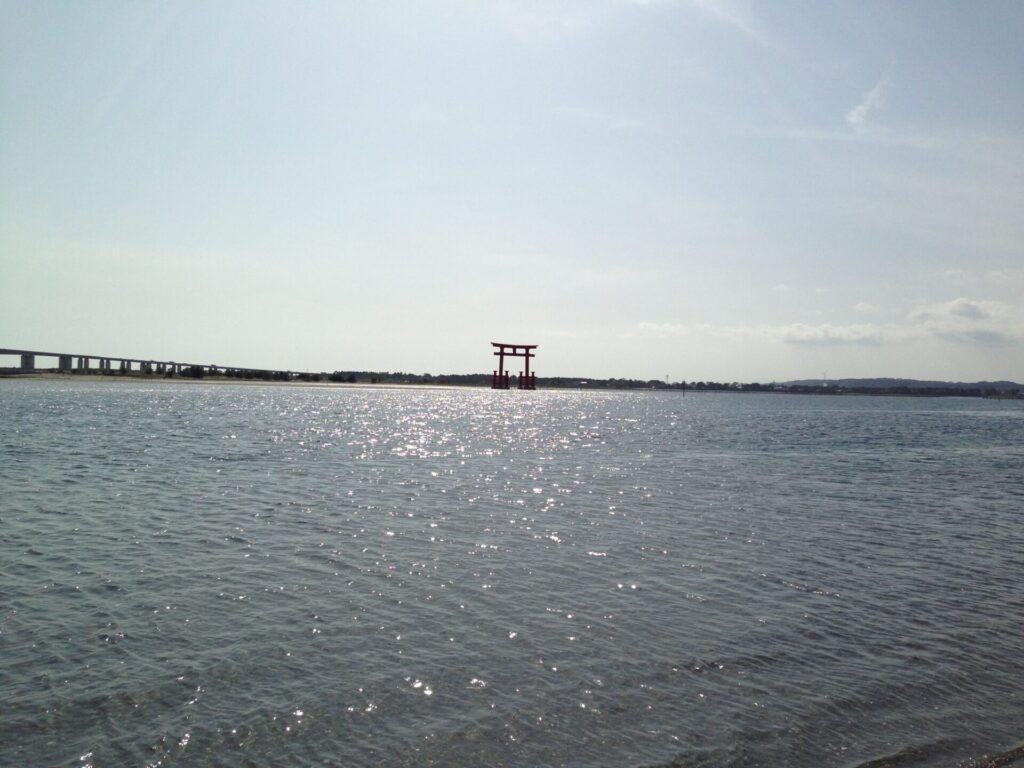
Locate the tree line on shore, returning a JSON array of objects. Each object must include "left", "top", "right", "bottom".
[
  {"left": 294, "top": 372, "right": 1024, "bottom": 397},
  {"left": 10, "top": 365, "right": 1021, "bottom": 398},
  {"left": 283, "top": 371, "right": 1024, "bottom": 397}
]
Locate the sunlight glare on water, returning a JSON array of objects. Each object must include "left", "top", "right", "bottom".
[{"left": 2, "top": 381, "right": 1023, "bottom": 767}]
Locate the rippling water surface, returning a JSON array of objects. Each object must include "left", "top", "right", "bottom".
[{"left": 2, "top": 380, "right": 1023, "bottom": 767}]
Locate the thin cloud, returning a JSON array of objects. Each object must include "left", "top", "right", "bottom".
[
  {"left": 90, "top": 3, "right": 182, "bottom": 127},
  {"left": 575, "top": 265, "right": 659, "bottom": 286},
  {"left": 490, "top": 2, "right": 607, "bottom": 40},
  {"left": 847, "top": 74, "right": 890, "bottom": 134},
  {"left": 744, "top": 71, "right": 916, "bottom": 147},
  {"left": 737, "top": 125, "right": 939, "bottom": 149},
  {"left": 553, "top": 105, "right": 654, "bottom": 133},
  {"left": 638, "top": 298, "right": 1024, "bottom": 347},
  {"left": 852, "top": 302, "right": 882, "bottom": 313},
  {"left": 942, "top": 268, "right": 970, "bottom": 284},
  {"left": 637, "top": 321, "right": 887, "bottom": 345},
  {"left": 491, "top": 0, "right": 694, "bottom": 41},
  {"left": 687, "top": 0, "right": 785, "bottom": 52}
]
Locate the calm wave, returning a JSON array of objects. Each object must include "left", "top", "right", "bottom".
[{"left": 2, "top": 380, "right": 1023, "bottom": 767}]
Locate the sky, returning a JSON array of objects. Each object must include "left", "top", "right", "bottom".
[{"left": 2, "top": 0, "right": 1023, "bottom": 382}]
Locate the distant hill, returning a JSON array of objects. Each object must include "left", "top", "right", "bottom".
[{"left": 784, "top": 378, "right": 1022, "bottom": 391}]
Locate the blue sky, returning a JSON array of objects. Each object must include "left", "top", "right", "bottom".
[{"left": 2, "top": 0, "right": 1023, "bottom": 381}]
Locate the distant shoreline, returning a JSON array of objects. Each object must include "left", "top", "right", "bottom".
[{"left": 2, "top": 370, "right": 1021, "bottom": 399}]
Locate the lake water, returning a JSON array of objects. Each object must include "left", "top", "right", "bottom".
[{"left": 2, "top": 380, "right": 1023, "bottom": 767}]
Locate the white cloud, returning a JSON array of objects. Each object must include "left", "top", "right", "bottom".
[
  {"left": 984, "top": 268, "right": 1024, "bottom": 285},
  {"left": 774, "top": 323, "right": 885, "bottom": 345},
  {"left": 907, "top": 297, "right": 1021, "bottom": 343},
  {"left": 847, "top": 74, "right": 890, "bottom": 133},
  {"left": 852, "top": 302, "right": 882, "bottom": 313}
]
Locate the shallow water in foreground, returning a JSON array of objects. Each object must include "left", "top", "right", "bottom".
[{"left": 2, "top": 380, "right": 1023, "bottom": 767}]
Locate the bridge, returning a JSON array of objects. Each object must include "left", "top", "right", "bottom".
[{"left": 0, "top": 347, "right": 295, "bottom": 379}]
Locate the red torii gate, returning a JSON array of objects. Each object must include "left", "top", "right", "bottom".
[{"left": 491, "top": 342, "right": 537, "bottom": 390}]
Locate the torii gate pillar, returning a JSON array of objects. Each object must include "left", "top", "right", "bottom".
[{"left": 491, "top": 342, "right": 537, "bottom": 390}]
